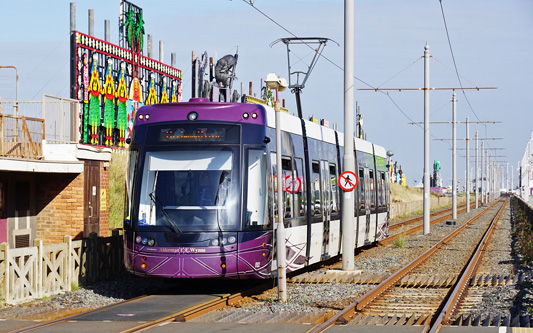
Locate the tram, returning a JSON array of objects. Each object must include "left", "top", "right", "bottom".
[{"left": 123, "top": 98, "right": 390, "bottom": 278}]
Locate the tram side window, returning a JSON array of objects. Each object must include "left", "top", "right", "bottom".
[
  {"left": 379, "top": 172, "right": 386, "bottom": 208},
  {"left": 270, "top": 153, "right": 279, "bottom": 220},
  {"left": 246, "top": 149, "right": 269, "bottom": 229},
  {"left": 358, "top": 169, "right": 365, "bottom": 210},
  {"left": 281, "top": 157, "right": 294, "bottom": 218},
  {"left": 369, "top": 170, "right": 375, "bottom": 209},
  {"left": 329, "top": 164, "right": 339, "bottom": 214},
  {"left": 124, "top": 149, "right": 138, "bottom": 227},
  {"left": 294, "top": 158, "right": 305, "bottom": 217},
  {"left": 311, "top": 161, "right": 322, "bottom": 216}
]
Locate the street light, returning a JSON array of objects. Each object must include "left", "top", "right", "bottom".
[
  {"left": 264, "top": 73, "right": 287, "bottom": 302},
  {"left": 387, "top": 150, "right": 394, "bottom": 183}
]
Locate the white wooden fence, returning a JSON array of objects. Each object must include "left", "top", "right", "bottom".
[{"left": 0, "top": 231, "right": 123, "bottom": 305}]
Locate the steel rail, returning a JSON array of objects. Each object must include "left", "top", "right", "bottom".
[
  {"left": 308, "top": 199, "right": 501, "bottom": 333},
  {"left": 383, "top": 202, "right": 477, "bottom": 246},
  {"left": 429, "top": 198, "right": 508, "bottom": 332},
  {"left": 388, "top": 201, "right": 476, "bottom": 232},
  {"left": 10, "top": 293, "right": 150, "bottom": 333},
  {"left": 121, "top": 282, "right": 270, "bottom": 333}
]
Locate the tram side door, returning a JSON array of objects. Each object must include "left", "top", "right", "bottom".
[
  {"left": 363, "top": 167, "right": 372, "bottom": 244},
  {"left": 320, "top": 160, "right": 331, "bottom": 260}
]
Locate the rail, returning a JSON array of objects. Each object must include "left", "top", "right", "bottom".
[
  {"left": 0, "top": 114, "right": 45, "bottom": 159},
  {"left": 0, "top": 97, "right": 80, "bottom": 160},
  {"left": 429, "top": 199, "right": 508, "bottom": 332},
  {"left": 309, "top": 199, "right": 502, "bottom": 332}
]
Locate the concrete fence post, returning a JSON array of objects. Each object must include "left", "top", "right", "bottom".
[
  {"left": 33, "top": 239, "right": 43, "bottom": 298},
  {"left": 1, "top": 243, "right": 9, "bottom": 303},
  {"left": 64, "top": 235, "right": 72, "bottom": 291}
]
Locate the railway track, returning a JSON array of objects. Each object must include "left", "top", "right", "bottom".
[
  {"left": 6, "top": 280, "right": 271, "bottom": 333},
  {"left": 382, "top": 201, "right": 476, "bottom": 246},
  {"left": 6, "top": 199, "right": 529, "bottom": 332},
  {"left": 310, "top": 199, "right": 510, "bottom": 332}
]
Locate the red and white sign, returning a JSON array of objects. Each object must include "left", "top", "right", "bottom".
[
  {"left": 284, "top": 175, "right": 302, "bottom": 193},
  {"left": 339, "top": 171, "right": 358, "bottom": 191}
]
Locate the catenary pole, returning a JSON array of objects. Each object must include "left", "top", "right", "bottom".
[
  {"left": 475, "top": 131, "right": 479, "bottom": 208},
  {"left": 341, "top": 0, "right": 355, "bottom": 270},
  {"left": 452, "top": 92, "right": 457, "bottom": 220},
  {"left": 274, "top": 89, "right": 286, "bottom": 301},
  {"left": 423, "top": 43, "right": 430, "bottom": 234},
  {"left": 466, "top": 117, "right": 470, "bottom": 212}
]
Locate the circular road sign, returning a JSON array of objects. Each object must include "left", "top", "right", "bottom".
[
  {"left": 339, "top": 171, "right": 358, "bottom": 191},
  {"left": 285, "top": 175, "right": 302, "bottom": 193}
]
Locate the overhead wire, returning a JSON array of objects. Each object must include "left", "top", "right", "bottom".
[
  {"left": 438, "top": 0, "right": 484, "bottom": 124},
  {"left": 240, "top": 0, "right": 420, "bottom": 127}
]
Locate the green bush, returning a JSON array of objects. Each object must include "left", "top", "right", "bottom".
[{"left": 109, "top": 151, "right": 128, "bottom": 231}]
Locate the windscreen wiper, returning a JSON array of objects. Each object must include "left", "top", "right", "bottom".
[{"left": 148, "top": 171, "right": 181, "bottom": 233}]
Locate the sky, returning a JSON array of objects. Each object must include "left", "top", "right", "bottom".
[{"left": 1, "top": 0, "right": 532, "bottom": 189}]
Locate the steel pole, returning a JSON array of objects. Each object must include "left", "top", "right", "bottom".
[
  {"left": 274, "top": 89, "right": 287, "bottom": 301},
  {"left": 466, "top": 117, "right": 470, "bottom": 213},
  {"left": 481, "top": 141, "right": 485, "bottom": 204},
  {"left": 423, "top": 43, "right": 431, "bottom": 234},
  {"left": 341, "top": 0, "right": 355, "bottom": 270},
  {"left": 452, "top": 92, "right": 457, "bottom": 220},
  {"left": 475, "top": 131, "right": 479, "bottom": 208}
]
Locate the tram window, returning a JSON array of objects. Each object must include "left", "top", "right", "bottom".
[
  {"left": 358, "top": 169, "right": 365, "bottom": 210},
  {"left": 379, "top": 172, "right": 386, "bottom": 208},
  {"left": 124, "top": 149, "right": 138, "bottom": 227},
  {"left": 311, "top": 161, "right": 322, "bottom": 216},
  {"left": 246, "top": 149, "right": 268, "bottom": 228},
  {"left": 369, "top": 170, "right": 375, "bottom": 209},
  {"left": 270, "top": 153, "right": 279, "bottom": 220},
  {"left": 294, "top": 158, "right": 305, "bottom": 217},
  {"left": 282, "top": 157, "right": 294, "bottom": 218},
  {"left": 329, "top": 164, "right": 338, "bottom": 213}
]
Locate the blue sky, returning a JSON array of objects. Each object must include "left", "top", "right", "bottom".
[{"left": 1, "top": 0, "right": 532, "bottom": 188}]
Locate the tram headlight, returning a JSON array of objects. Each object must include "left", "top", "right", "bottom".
[
  {"left": 211, "top": 239, "right": 220, "bottom": 246},
  {"left": 243, "top": 112, "right": 250, "bottom": 119},
  {"left": 187, "top": 111, "right": 198, "bottom": 121},
  {"left": 135, "top": 236, "right": 142, "bottom": 244},
  {"left": 251, "top": 112, "right": 258, "bottom": 119},
  {"left": 228, "top": 236, "right": 236, "bottom": 244},
  {"left": 147, "top": 238, "right": 155, "bottom": 246},
  {"left": 142, "top": 237, "right": 148, "bottom": 245}
]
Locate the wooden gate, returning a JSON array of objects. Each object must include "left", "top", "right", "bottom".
[{"left": 83, "top": 161, "right": 100, "bottom": 237}]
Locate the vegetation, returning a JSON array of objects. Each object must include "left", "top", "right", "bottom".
[
  {"left": 390, "top": 183, "right": 443, "bottom": 203},
  {"left": 394, "top": 236, "right": 406, "bottom": 249},
  {"left": 109, "top": 151, "right": 128, "bottom": 231},
  {"left": 511, "top": 199, "right": 533, "bottom": 265}
]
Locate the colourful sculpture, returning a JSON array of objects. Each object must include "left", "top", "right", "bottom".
[
  {"left": 103, "top": 59, "right": 116, "bottom": 146},
  {"left": 160, "top": 78, "right": 169, "bottom": 104},
  {"left": 88, "top": 54, "right": 102, "bottom": 144},
  {"left": 145, "top": 73, "right": 158, "bottom": 105},
  {"left": 117, "top": 63, "right": 128, "bottom": 147}
]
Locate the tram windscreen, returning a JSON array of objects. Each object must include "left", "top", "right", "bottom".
[{"left": 137, "top": 149, "right": 239, "bottom": 231}]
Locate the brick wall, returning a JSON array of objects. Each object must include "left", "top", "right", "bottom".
[{"left": 35, "top": 172, "right": 85, "bottom": 245}]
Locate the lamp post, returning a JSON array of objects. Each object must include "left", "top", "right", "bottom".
[
  {"left": 265, "top": 73, "right": 288, "bottom": 302},
  {"left": 387, "top": 150, "right": 394, "bottom": 183}
]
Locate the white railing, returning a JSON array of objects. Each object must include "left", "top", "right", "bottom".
[{"left": 0, "top": 95, "right": 80, "bottom": 145}]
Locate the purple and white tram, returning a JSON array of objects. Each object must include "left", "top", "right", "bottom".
[{"left": 123, "top": 98, "right": 390, "bottom": 279}]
